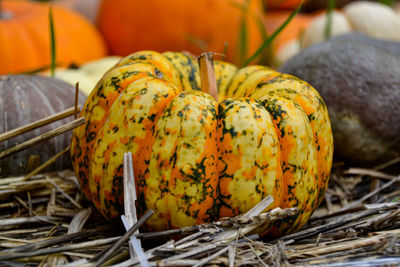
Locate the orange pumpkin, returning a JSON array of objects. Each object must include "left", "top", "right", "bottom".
[
  {"left": 97, "top": 0, "right": 264, "bottom": 65},
  {"left": 265, "top": 0, "right": 309, "bottom": 9},
  {"left": 0, "top": 0, "right": 107, "bottom": 74},
  {"left": 71, "top": 50, "right": 333, "bottom": 235}
]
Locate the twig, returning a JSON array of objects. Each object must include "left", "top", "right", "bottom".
[
  {"left": 94, "top": 209, "right": 154, "bottom": 266},
  {"left": 325, "top": 192, "right": 334, "bottom": 214},
  {"left": 228, "top": 244, "right": 236, "bottom": 267},
  {"left": 288, "top": 234, "right": 390, "bottom": 259},
  {"left": 111, "top": 241, "right": 176, "bottom": 267},
  {"left": 277, "top": 240, "right": 289, "bottom": 263},
  {"left": 377, "top": 190, "right": 400, "bottom": 203},
  {"left": 121, "top": 215, "right": 150, "bottom": 267},
  {"left": 0, "top": 216, "right": 62, "bottom": 229},
  {"left": 136, "top": 225, "right": 199, "bottom": 240},
  {"left": 160, "top": 244, "right": 217, "bottom": 264},
  {"left": 123, "top": 152, "right": 137, "bottom": 227},
  {"left": 67, "top": 208, "right": 92, "bottom": 234},
  {"left": 0, "top": 106, "right": 81, "bottom": 143},
  {"left": 281, "top": 208, "right": 384, "bottom": 243},
  {"left": 230, "top": 231, "right": 240, "bottom": 267},
  {"left": 0, "top": 236, "right": 33, "bottom": 245},
  {"left": 339, "top": 175, "right": 400, "bottom": 212},
  {"left": 212, "top": 196, "right": 275, "bottom": 243},
  {"left": 44, "top": 175, "right": 82, "bottom": 209},
  {"left": 374, "top": 157, "right": 400, "bottom": 171},
  {"left": 174, "top": 231, "right": 207, "bottom": 247},
  {"left": 244, "top": 195, "right": 274, "bottom": 218},
  {"left": 158, "top": 259, "right": 201, "bottom": 266},
  {"left": 370, "top": 178, "right": 380, "bottom": 203},
  {"left": 0, "top": 236, "right": 119, "bottom": 261},
  {"left": 122, "top": 152, "right": 150, "bottom": 266},
  {"left": 136, "top": 203, "right": 293, "bottom": 246},
  {"left": 358, "top": 209, "right": 400, "bottom": 232},
  {"left": 0, "top": 117, "right": 85, "bottom": 160},
  {"left": 0, "top": 226, "right": 109, "bottom": 254},
  {"left": 47, "top": 188, "right": 56, "bottom": 216},
  {"left": 22, "top": 145, "right": 71, "bottom": 181},
  {"left": 248, "top": 243, "right": 268, "bottom": 267},
  {"left": 27, "top": 192, "right": 33, "bottom": 217},
  {"left": 345, "top": 168, "right": 397, "bottom": 180},
  {"left": 310, "top": 204, "right": 367, "bottom": 222},
  {"left": 315, "top": 233, "right": 322, "bottom": 247},
  {"left": 192, "top": 246, "right": 229, "bottom": 267},
  {"left": 74, "top": 83, "right": 80, "bottom": 120}
]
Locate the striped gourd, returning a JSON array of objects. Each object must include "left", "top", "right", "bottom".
[
  {"left": 71, "top": 51, "right": 333, "bottom": 235},
  {"left": 0, "top": 75, "right": 86, "bottom": 176}
]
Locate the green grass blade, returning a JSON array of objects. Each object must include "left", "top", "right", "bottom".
[
  {"left": 49, "top": 7, "right": 56, "bottom": 77},
  {"left": 253, "top": 10, "right": 273, "bottom": 65},
  {"left": 254, "top": 12, "right": 268, "bottom": 42},
  {"left": 298, "top": 28, "right": 305, "bottom": 51},
  {"left": 231, "top": 0, "right": 273, "bottom": 65},
  {"left": 324, "top": 0, "right": 336, "bottom": 40},
  {"left": 242, "top": 1, "right": 303, "bottom": 67},
  {"left": 237, "top": 17, "right": 248, "bottom": 66},
  {"left": 378, "top": 0, "right": 396, "bottom": 6}
]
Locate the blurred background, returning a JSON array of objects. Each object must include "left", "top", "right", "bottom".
[
  {"left": 2, "top": 0, "right": 400, "bottom": 168},
  {"left": 2, "top": 0, "right": 400, "bottom": 76},
  {"left": 2, "top": 2, "right": 400, "bottom": 264}
]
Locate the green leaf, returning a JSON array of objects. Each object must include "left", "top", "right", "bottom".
[
  {"left": 49, "top": 6, "right": 56, "bottom": 77},
  {"left": 253, "top": 10, "right": 273, "bottom": 65},
  {"left": 242, "top": 1, "right": 303, "bottom": 67},
  {"left": 324, "top": 0, "right": 336, "bottom": 41}
]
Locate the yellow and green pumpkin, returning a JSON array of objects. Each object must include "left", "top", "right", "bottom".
[{"left": 71, "top": 51, "right": 333, "bottom": 235}]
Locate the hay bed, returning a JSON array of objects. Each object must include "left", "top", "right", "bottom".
[
  {"left": 1, "top": 109, "right": 400, "bottom": 266},
  {"left": 1, "top": 161, "right": 399, "bottom": 266}
]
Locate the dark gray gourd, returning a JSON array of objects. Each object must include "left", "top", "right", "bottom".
[
  {"left": 280, "top": 33, "right": 400, "bottom": 165},
  {"left": 0, "top": 75, "right": 86, "bottom": 176}
]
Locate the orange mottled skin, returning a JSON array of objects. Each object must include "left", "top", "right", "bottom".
[
  {"left": 0, "top": 0, "right": 106, "bottom": 74},
  {"left": 71, "top": 51, "right": 333, "bottom": 235}
]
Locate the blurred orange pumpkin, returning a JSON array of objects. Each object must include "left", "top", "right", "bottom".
[
  {"left": 0, "top": 0, "right": 107, "bottom": 74},
  {"left": 97, "top": 0, "right": 264, "bottom": 65}
]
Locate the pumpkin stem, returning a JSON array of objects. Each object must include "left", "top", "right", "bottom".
[{"left": 198, "top": 52, "right": 218, "bottom": 101}]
